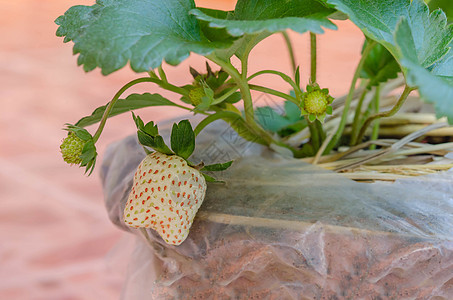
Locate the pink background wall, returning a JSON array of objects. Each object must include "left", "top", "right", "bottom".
[{"left": 0, "top": 0, "right": 363, "bottom": 298}]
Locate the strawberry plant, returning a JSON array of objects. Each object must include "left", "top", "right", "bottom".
[{"left": 57, "top": 0, "right": 453, "bottom": 244}]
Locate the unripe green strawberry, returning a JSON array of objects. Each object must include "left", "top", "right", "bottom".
[
  {"left": 304, "top": 90, "right": 328, "bottom": 114},
  {"left": 300, "top": 84, "right": 334, "bottom": 123},
  {"left": 60, "top": 132, "right": 84, "bottom": 165},
  {"left": 188, "top": 86, "right": 205, "bottom": 106},
  {"left": 124, "top": 152, "right": 207, "bottom": 245}
]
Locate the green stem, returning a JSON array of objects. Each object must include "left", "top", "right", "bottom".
[
  {"left": 310, "top": 32, "right": 317, "bottom": 83},
  {"left": 282, "top": 31, "right": 297, "bottom": 74},
  {"left": 350, "top": 88, "right": 368, "bottom": 145},
  {"left": 207, "top": 54, "right": 256, "bottom": 125},
  {"left": 247, "top": 69, "right": 302, "bottom": 98},
  {"left": 369, "top": 85, "right": 381, "bottom": 150},
  {"left": 92, "top": 77, "right": 189, "bottom": 143},
  {"left": 249, "top": 84, "right": 299, "bottom": 104},
  {"left": 159, "top": 82, "right": 189, "bottom": 97},
  {"left": 315, "top": 120, "right": 326, "bottom": 142},
  {"left": 206, "top": 54, "right": 301, "bottom": 155},
  {"left": 356, "top": 85, "right": 413, "bottom": 144},
  {"left": 241, "top": 48, "right": 250, "bottom": 80},
  {"left": 212, "top": 87, "right": 239, "bottom": 105},
  {"left": 206, "top": 53, "right": 284, "bottom": 149},
  {"left": 324, "top": 40, "right": 376, "bottom": 154},
  {"left": 194, "top": 111, "right": 242, "bottom": 136},
  {"left": 194, "top": 111, "right": 297, "bottom": 155},
  {"left": 308, "top": 121, "right": 320, "bottom": 151},
  {"left": 148, "top": 70, "right": 159, "bottom": 79},
  {"left": 241, "top": 35, "right": 261, "bottom": 80},
  {"left": 158, "top": 66, "right": 167, "bottom": 82},
  {"left": 93, "top": 77, "right": 154, "bottom": 142}
]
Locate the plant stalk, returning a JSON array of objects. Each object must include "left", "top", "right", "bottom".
[
  {"left": 369, "top": 85, "right": 381, "bottom": 150},
  {"left": 350, "top": 88, "right": 368, "bottom": 145},
  {"left": 247, "top": 69, "right": 302, "bottom": 98},
  {"left": 356, "top": 85, "right": 413, "bottom": 144},
  {"left": 282, "top": 31, "right": 297, "bottom": 74},
  {"left": 206, "top": 54, "right": 283, "bottom": 147},
  {"left": 158, "top": 66, "right": 168, "bottom": 82},
  {"left": 248, "top": 84, "right": 299, "bottom": 104},
  {"left": 324, "top": 40, "right": 376, "bottom": 154},
  {"left": 315, "top": 120, "right": 326, "bottom": 142},
  {"left": 194, "top": 111, "right": 242, "bottom": 136},
  {"left": 308, "top": 121, "right": 320, "bottom": 151},
  {"left": 206, "top": 54, "right": 256, "bottom": 125},
  {"left": 211, "top": 87, "right": 239, "bottom": 105},
  {"left": 92, "top": 77, "right": 189, "bottom": 143},
  {"left": 93, "top": 77, "right": 156, "bottom": 143},
  {"left": 207, "top": 54, "right": 303, "bottom": 155},
  {"left": 310, "top": 32, "right": 317, "bottom": 83}
]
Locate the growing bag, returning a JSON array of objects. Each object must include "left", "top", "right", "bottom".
[{"left": 102, "top": 121, "right": 453, "bottom": 299}]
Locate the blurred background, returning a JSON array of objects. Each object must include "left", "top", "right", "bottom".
[{"left": 0, "top": 0, "right": 370, "bottom": 299}]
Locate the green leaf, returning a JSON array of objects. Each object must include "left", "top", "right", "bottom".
[
  {"left": 327, "top": 0, "right": 453, "bottom": 69},
  {"left": 201, "top": 173, "right": 218, "bottom": 183},
  {"left": 196, "top": 8, "right": 237, "bottom": 44},
  {"left": 216, "top": 32, "right": 272, "bottom": 60},
  {"left": 75, "top": 93, "right": 180, "bottom": 127},
  {"left": 170, "top": 120, "right": 195, "bottom": 159},
  {"left": 431, "top": 41, "right": 453, "bottom": 80},
  {"left": 221, "top": 113, "right": 267, "bottom": 145},
  {"left": 295, "top": 66, "right": 301, "bottom": 88},
  {"left": 395, "top": 17, "right": 453, "bottom": 122},
  {"left": 403, "top": 58, "right": 453, "bottom": 123},
  {"left": 222, "top": 92, "right": 242, "bottom": 104},
  {"left": 429, "top": 0, "right": 453, "bottom": 23},
  {"left": 284, "top": 101, "right": 302, "bottom": 122},
  {"left": 278, "top": 119, "right": 308, "bottom": 137},
  {"left": 255, "top": 106, "right": 295, "bottom": 132},
  {"left": 255, "top": 101, "right": 307, "bottom": 135},
  {"left": 55, "top": 0, "right": 229, "bottom": 75},
  {"left": 191, "top": 0, "right": 336, "bottom": 37},
  {"left": 201, "top": 160, "right": 233, "bottom": 172},
  {"left": 328, "top": 0, "right": 453, "bottom": 122},
  {"left": 360, "top": 40, "right": 401, "bottom": 89}
]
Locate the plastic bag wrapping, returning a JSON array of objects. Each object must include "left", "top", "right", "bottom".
[{"left": 101, "top": 121, "right": 453, "bottom": 299}]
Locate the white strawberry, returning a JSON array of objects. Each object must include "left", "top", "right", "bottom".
[{"left": 123, "top": 152, "right": 207, "bottom": 245}]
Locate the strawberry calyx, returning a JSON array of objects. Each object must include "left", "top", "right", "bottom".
[
  {"left": 132, "top": 114, "right": 233, "bottom": 183},
  {"left": 180, "top": 62, "right": 236, "bottom": 111}
]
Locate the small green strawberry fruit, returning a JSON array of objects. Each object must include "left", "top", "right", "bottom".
[
  {"left": 300, "top": 84, "right": 334, "bottom": 123},
  {"left": 60, "top": 124, "right": 98, "bottom": 175},
  {"left": 188, "top": 86, "right": 205, "bottom": 106},
  {"left": 304, "top": 90, "right": 327, "bottom": 114},
  {"left": 60, "top": 132, "right": 84, "bottom": 165},
  {"left": 123, "top": 152, "right": 207, "bottom": 245}
]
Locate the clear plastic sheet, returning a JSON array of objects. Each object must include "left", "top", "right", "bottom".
[{"left": 101, "top": 121, "right": 453, "bottom": 299}]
